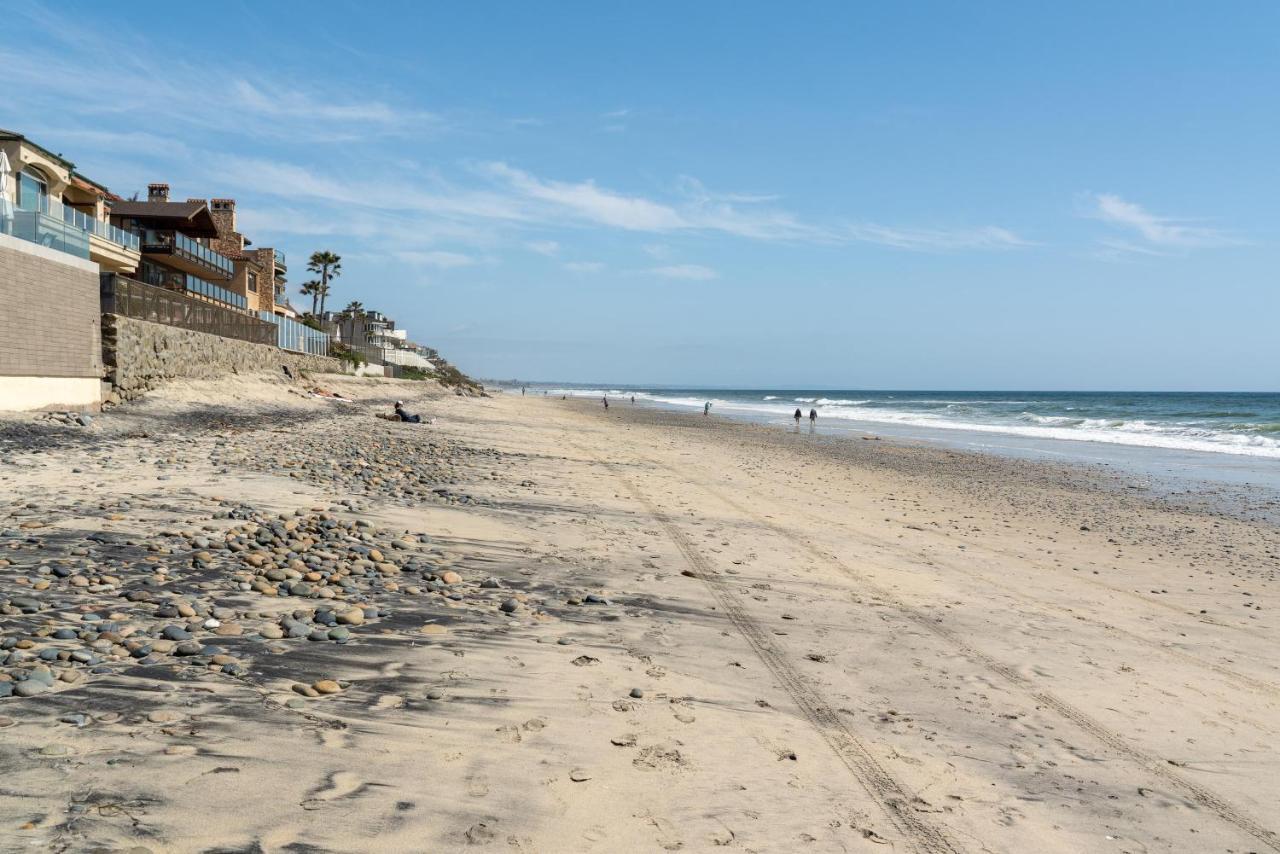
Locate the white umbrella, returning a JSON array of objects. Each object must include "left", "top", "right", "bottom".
[{"left": 0, "top": 149, "right": 12, "bottom": 233}]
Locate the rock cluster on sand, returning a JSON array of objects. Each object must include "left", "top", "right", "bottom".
[
  {"left": 0, "top": 500, "right": 544, "bottom": 701},
  {"left": 210, "top": 425, "right": 509, "bottom": 507}
]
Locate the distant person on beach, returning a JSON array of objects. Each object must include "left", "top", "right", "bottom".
[
  {"left": 794, "top": 408, "right": 802, "bottom": 426},
  {"left": 631, "top": 396, "right": 635, "bottom": 404},
  {"left": 393, "top": 401, "right": 422, "bottom": 423},
  {"left": 809, "top": 408, "right": 817, "bottom": 424},
  {"left": 521, "top": 387, "right": 525, "bottom": 396},
  {"left": 704, "top": 401, "right": 711, "bottom": 416},
  {"left": 603, "top": 396, "right": 609, "bottom": 410}
]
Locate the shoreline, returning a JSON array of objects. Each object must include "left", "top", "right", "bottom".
[
  {"left": 560, "top": 392, "right": 1280, "bottom": 526},
  {"left": 0, "top": 375, "right": 1275, "bottom": 852},
  {"left": 522, "top": 385, "right": 1280, "bottom": 491}
]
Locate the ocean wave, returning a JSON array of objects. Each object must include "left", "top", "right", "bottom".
[{"left": 543, "top": 388, "right": 1280, "bottom": 458}]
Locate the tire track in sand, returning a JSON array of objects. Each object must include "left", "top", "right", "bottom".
[
  {"left": 668, "top": 463, "right": 1280, "bottom": 853},
  {"left": 759, "top": 494, "right": 1280, "bottom": 702},
  {"left": 577, "top": 445, "right": 964, "bottom": 854}
]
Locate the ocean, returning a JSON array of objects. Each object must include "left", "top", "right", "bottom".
[{"left": 536, "top": 387, "right": 1280, "bottom": 462}]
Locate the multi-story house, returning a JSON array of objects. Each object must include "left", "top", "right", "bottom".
[
  {"left": 206, "top": 198, "right": 292, "bottom": 318},
  {"left": 108, "top": 184, "right": 247, "bottom": 313},
  {"left": 0, "top": 128, "right": 141, "bottom": 274},
  {"left": 1, "top": 128, "right": 142, "bottom": 410},
  {"left": 327, "top": 309, "right": 435, "bottom": 371}
]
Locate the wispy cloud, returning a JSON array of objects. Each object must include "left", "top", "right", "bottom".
[
  {"left": 564, "top": 261, "right": 605, "bottom": 273},
  {"left": 845, "top": 223, "right": 1033, "bottom": 251},
  {"left": 525, "top": 240, "right": 560, "bottom": 256},
  {"left": 230, "top": 79, "right": 437, "bottom": 128},
  {"left": 484, "top": 162, "right": 686, "bottom": 231},
  {"left": 394, "top": 250, "right": 477, "bottom": 269},
  {"left": 650, "top": 264, "right": 719, "bottom": 281},
  {"left": 643, "top": 243, "right": 672, "bottom": 259},
  {"left": 1088, "top": 193, "right": 1243, "bottom": 253}
]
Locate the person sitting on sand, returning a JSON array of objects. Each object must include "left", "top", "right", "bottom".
[{"left": 393, "top": 401, "right": 421, "bottom": 423}]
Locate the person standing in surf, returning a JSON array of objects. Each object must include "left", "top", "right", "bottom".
[
  {"left": 793, "top": 408, "right": 802, "bottom": 427},
  {"left": 809, "top": 408, "right": 817, "bottom": 427},
  {"left": 704, "top": 401, "right": 712, "bottom": 416}
]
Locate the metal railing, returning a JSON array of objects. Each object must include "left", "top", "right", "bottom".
[
  {"left": 262, "top": 311, "right": 330, "bottom": 356},
  {"left": 102, "top": 274, "right": 277, "bottom": 346}
]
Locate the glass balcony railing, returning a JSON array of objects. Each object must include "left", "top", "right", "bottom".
[
  {"left": 261, "top": 311, "right": 329, "bottom": 356},
  {"left": 55, "top": 200, "right": 140, "bottom": 250},
  {"left": 141, "top": 230, "right": 234, "bottom": 276},
  {"left": 174, "top": 232, "right": 234, "bottom": 275},
  {"left": 2, "top": 207, "right": 91, "bottom": 259},
  {"left": 184, "top": 274, "right": 246, "bottom": 309},
  {"left": 274, "top": 249, "right": 286, "bottom": 269}
]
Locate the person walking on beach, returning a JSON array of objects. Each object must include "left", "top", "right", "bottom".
[
  {"left": 631, "top": 395, "right": 635, "bottom": 404},
  {"left": 602, "top": 396, "right": 609, "bottom": 410},
  {"left": 793, "top": 408, "right": 802, "bottom": 427},
  {"left": 521, "top": 386, "right": 525, "bottom": 396},
  {"left": 809, "top": 408, "right": 817, "bottom": 425},
  {"left": 704, "top": 401, "right": 711, "bottom": 416}
]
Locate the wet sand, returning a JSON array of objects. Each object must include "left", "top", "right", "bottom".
[{"left": 0, "top": 377, "right": 1276, "bottom": 852}]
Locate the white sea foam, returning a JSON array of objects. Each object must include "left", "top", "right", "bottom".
[{"left": 543, "top": 388, "right": 1280, "bottom": 458}]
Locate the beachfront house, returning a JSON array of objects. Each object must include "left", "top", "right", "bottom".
[
  {"left": 0, "top": 129, "right": 141, "bottom": 410},
  {"left": 326, "top": 309, "right": 436, "bottom": 374},
  {"left": 0, "top": 128, "right": 141, "bottom": 275},
  {"left": 108, "top": 185, "right": 247, "bottom": 313}
]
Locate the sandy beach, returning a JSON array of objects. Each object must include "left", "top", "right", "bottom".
[{"left": 0, "top": 374, "right": 1276, "bottom": 853}]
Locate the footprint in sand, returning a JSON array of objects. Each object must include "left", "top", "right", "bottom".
[
  {"left": 467, "top": 774, "right": 490, "bottom": 798},
  {"left": 372, "top": 694, "right": 405, "bottom": 711},
  {"left": 301, "top": 771, "right": 380, "bottom": 810}
]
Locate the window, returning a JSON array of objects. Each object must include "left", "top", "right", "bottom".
[
  {"left": 247, "top": 272, "right": 258, "bottom": 293},
  {"left": 18, "top": 168, "right": 48, "bottom": 213}
]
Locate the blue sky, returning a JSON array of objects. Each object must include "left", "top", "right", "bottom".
[{"left": 3, "top": 1, "right": 1277, "bottom": 390}]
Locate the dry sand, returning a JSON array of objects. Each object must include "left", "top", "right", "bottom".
[{"left": 0, "top": 375, "right": 1276, "bottom": 853}]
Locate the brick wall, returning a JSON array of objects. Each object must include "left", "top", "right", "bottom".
[{"left": 0, "top": 233, "right": 102, "bottom": 379}]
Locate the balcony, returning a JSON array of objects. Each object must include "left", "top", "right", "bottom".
[
  {"left": 140, "top": 229, "right": 234, "bottom": 279},
  {"left": 183, "top": 273, "right": 247, "bottom": 310},
  {"left": 273, "top": 249, "right": 286, "bottom": 272},
  {"left": 2, "top": 207, "right": 90, "bottom": 259},
  {"left": 136, "top": 262, "right": 247, "bottom": 310},
  {"left": 57, "top": 201, "right": 139, "bottom": 250}
]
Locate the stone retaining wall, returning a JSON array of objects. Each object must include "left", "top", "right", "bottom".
[{"left": 103, "top": 314, "right": 344, "bottom": 403}]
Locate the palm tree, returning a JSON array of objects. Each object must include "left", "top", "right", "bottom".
[
  {"left": 307, "top": 251, "right": 342, "bottom": 317},
  {"left": 299, "top": 280, "right": 322, "bottom": 317},
  {"left": 343, "top": 300, "right": 365, "bottom": 317}
]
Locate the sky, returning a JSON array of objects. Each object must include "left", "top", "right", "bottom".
[{"left": 2, "top": 1, "right": 1277, "bottom": 390}]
